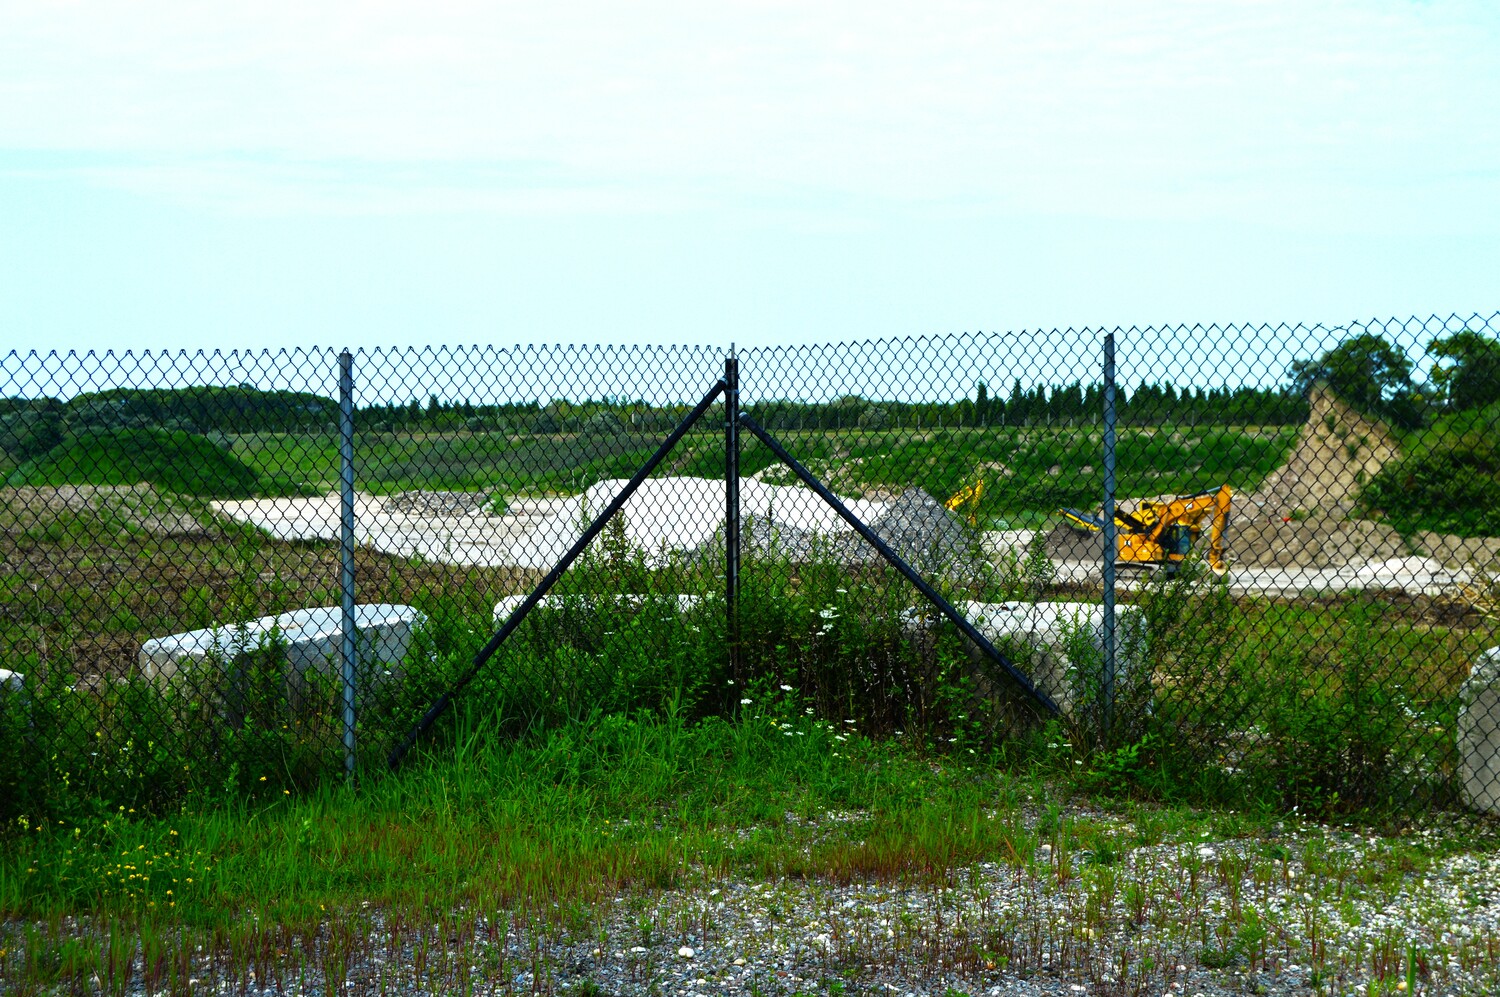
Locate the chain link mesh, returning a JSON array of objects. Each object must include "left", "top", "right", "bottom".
[{"left": 2, "top": 315, "right": 1497, "bottom": 818}]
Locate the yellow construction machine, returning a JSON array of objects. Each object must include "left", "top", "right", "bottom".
[
  {"left": 1060, "top": 484, "right": 1232, "bottom": 573},
  {"left": 944, "top": 478, "right": 984, "bottom": 526}
]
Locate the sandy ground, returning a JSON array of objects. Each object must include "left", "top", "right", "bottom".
[
  {"left": 2, "top": 483, "right": 205, "bottom": 536},
  {"left": 213, "top": 477, "right": 889, "bottom": 571},
  {"left": 201, "top": 390, "right": 1499, "bottom": 599},
  {"left": 210, "top": 482, "right": 1495, "bottom": 599}
]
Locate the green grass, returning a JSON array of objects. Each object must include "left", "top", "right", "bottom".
[
  {"left": 729, "top": 425, "right": 1297, "bottom": 520},
  {"left": 1, "top": 706, "right": 1037, "bottom": 922},
  {"left": 3, "top": 708, "right": 1498, "bottom": 996},
  {"left": 229, "top": 427, "right": 719, "bottom": 496},
  {"left": 10, "top": 429, "right": 263, "bottom": 498}
]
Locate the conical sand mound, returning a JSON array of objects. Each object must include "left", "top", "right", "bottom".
[{"left": 1248, "top": 383, "right": 1399, "bottom": 519}]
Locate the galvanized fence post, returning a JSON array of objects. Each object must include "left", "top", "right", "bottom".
[
  {"left": 1101, "top": 332, "right": 1118, "bottom": 741},
  {"left": 338, "top": 350, "right": 359, "bottom": 780},
  {"left": 725, "top": 349, "right": 742, "bottom": 678}
]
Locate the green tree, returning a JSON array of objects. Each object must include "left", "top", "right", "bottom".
[
  {"left": 1287, "top": 332, "right": 1415, "bottom": 419},
  {"left": 1428, "top": 328, "right": 1500, "bottom": 411}
]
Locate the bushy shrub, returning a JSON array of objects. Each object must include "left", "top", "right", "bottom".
[
  {"left": 0, "top": 400, "right": 64, "bottom": 461},
  {"left": 1359, "top": 401, "right": 1500, "bottom": 536},
  {"left": 581, "top": 411, "right": 626, "bottom": 437}
]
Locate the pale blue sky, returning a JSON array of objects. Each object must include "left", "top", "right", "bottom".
[{"left": 1, "top": 0, "right": 1496, "bottom": 356}]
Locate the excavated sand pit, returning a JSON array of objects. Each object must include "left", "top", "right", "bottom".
[{"left": 1046, "top": 384, "right": 1499, "bottom": 592}]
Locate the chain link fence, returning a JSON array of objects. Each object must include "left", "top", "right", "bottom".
[{"left": 3, "top": 315, "right": 1498, "bottom": 820}]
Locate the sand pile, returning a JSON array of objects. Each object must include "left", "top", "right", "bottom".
[
  {"left": 1046, "top": 386, "right": 1409, "bottom": 571},
  {"left": 1244, "top": 383, "right": 1399, "bottom": 520},
  {"left": 1229, "top": 385, "right": 1408, "bottom": 569}
]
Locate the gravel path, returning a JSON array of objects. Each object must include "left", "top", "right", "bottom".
[{"left": 39, "top": 812, "right": 1498, "bottom": 997}]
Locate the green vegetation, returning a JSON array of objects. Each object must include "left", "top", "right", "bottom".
[
  {"left": 9, "top": 428, "right": 262, "bottom": 498},
  {"left": 1288, "top": 332, "right": 1420, "bottom": 427},
  {"left": 1360, "top": 400, "right": 1500, "bottom": 537},
  {"left": 1427, "top": 327, "right": 1500, "bottom": 412},
  {"left": 2, "top": 520, "right": 1488, "bottom": 830},
  {"left": 0, "top": 398, "right": 65, "bottom": 462},
  {"left": 1286, "top": 327, "right": 1500, "bottom": 533},
  {"left": 2, "top": 703, "right": 1497, "bottom": 995},
  {"left": 61, "top": 386, "right": 339, "bottom": 435}
]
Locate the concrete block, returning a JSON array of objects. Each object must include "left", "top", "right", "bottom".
[
  {"left": 958, "top": 601, "right": 1148, "bottom": 718},
  {"left": 139, "top": 604, "right": 425, "bottom": 718},
  {"left": 1458, "top": 646, "right": 1500, "bottom": 817}
]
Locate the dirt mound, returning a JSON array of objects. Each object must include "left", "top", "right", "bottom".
[
  {"left": 382, "top": 490, "right": 495, "bottom": 517},
  {"left": 1226, "top": 515, "right": 1406, "bottom": 569},
  {"left": 0, "top": 484, "right": 207, "bottom": 537},
  {"left": 1245, "top": 384, "right": 1398, "bottom": 520}
]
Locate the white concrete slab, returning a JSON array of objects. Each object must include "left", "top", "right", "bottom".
[
  {"left": 959, "top": 600, "right": 1148, "bottom": 718},
  {"left": 139, "top": 604, "right": 426, "bottom": 717}
]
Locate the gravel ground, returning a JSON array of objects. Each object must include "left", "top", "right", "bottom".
[{"left": 36, "top": 811, "right": 1499, "bottom": 997}]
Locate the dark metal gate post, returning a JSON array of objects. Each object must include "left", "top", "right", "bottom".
[
  {"left": 338, "top": 349, "right": 358, "bottom": 780},
  {"left": 1101, "top": 333, "right": 1118, "bottom": 741},
  {"left": 725, "top": 349, "right": 741, "bottom": 678}
]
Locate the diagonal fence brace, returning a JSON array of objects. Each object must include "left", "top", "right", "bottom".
[
  {"left": 388, "top": 378, "right": 729, "bottom": 768},
  {"left": 737, "top": 412, "right": 1062, "bottom": 718}
]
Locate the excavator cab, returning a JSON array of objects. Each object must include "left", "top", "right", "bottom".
[{"left": 1162, "top": 523, "right": 1194, "bottom": 560}]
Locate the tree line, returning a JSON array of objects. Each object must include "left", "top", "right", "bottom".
[
  {"left": 5, "top": 327, "right": 1495, "bottom": 463},
  {"left": 355, "top": 380, "right": 1310, "bottom": 435}
]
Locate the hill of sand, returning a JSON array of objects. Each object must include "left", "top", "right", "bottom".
[{"left": 1242, "top": 383, "right": 1399, "bottom": 520}]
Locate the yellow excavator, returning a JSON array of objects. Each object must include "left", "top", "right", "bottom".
[
  {"left": 1060, "top": 484, "right": 1233, "bottom": 573},
  {"left": 944, "top": 478, "right": 984, "bottom": 526}
]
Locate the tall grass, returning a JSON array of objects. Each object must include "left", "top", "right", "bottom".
[{"left": 2, "top": 522, "right": 1486, "bottom": 831}]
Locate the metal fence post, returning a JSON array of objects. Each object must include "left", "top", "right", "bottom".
[
  {"left": 338, "top": 350, "right": 358, "bottom": 780},
  {"left": 1101, "top": 332, "right": 1118, "bottom": 742},
  {"left": 725, "top": 348, "right": 741, "bottom": 678}
]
